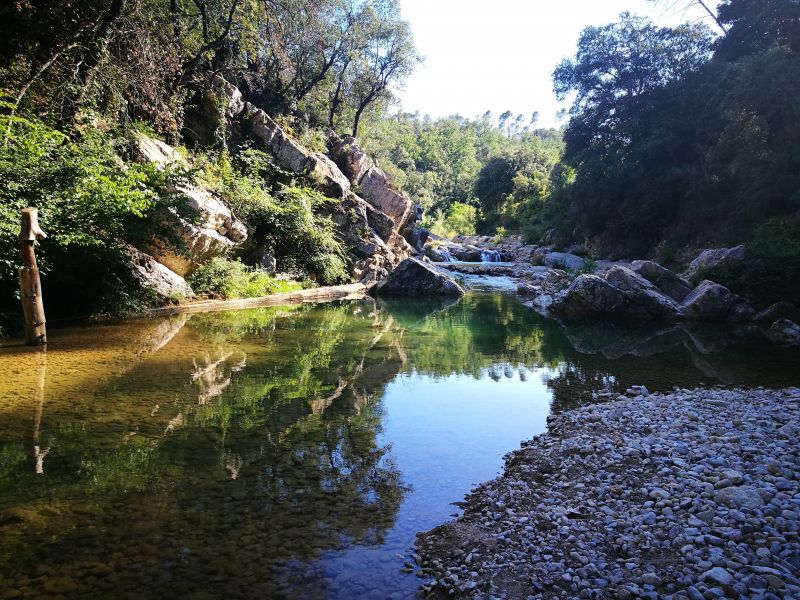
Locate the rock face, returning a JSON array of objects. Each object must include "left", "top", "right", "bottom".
[
  {"left": 375, "top": 258, "right": 465, "bottom": 298},
  {"left": 681, "top": 280, "right": 740, "bottom": 321},
  {"left": 329, "top": 135, "right": 419, "bottom": 233},
  {"left": 551, "top": 274, "right": 629, "bottom": 318},
  {"left": 604, "top": 266, "right": 682, "bottom": 319},
  {"left": 685, "top": 245, "right": 746, "bottom": 280},
  {"left": 630, "top": 260, "right": 693, "bottom": 302},
  {"left": 206, "top": 75, "right": 416, "bottom": 284},
  {"left": 133, "top": 133, "right": 248, "bottom": 276},
  {"left": 123, "top": 245, "right": 194, "bottom": 300},
  {"left": 544, "top": 252, "right": 585, "bottom": 271}
]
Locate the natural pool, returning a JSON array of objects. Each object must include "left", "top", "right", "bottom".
[{"left": 1, "top": 292, "right": 798, "bottom": 599}]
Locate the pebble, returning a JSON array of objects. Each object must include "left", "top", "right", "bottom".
[{"left": 415, "top": 387, "right": 800, "bottom": 599}]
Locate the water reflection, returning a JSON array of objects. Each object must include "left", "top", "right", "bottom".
[{"left": 0, "top": 293, "right": 797, "bottom": 598}]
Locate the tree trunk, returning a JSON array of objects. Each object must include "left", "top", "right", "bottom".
[{"left": 18, "top": 208, "right": 47, "bottom": 346}]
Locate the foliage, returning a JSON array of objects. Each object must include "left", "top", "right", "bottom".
[
  {"left": 0, "top": 107, "right": 184, "bottom": 329},
  {"left": 540, "top": 2, "right": 800, "bottom": 265},
  {"left": 188, "top": 257, "right": 302, "bottom": 299},
  {"left": 427, "top": 202, "right": 478, "bottom": 238}
]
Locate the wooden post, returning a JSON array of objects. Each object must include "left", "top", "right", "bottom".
[{"left": 19, "top": 208, "right": 47, "bottom": 345}]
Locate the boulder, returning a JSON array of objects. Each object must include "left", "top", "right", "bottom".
[
  {"left": 681, "top": 280, "right": 737, "bottom": 321},
  {"left": 123, "top": 245, "right": 193, "bottom": 301},
  {"left": 544, "top": 252, "right": 585, "bottom": 271},
  {"left": 604, "top": 266, "right": 681, "bottom": 320},
  {"left": 684, "top": 245, "right": 746, "bottom": 280},
  {"left": 132, "top": 134, "right": 248, "bottom": 276},
  {"left": 359, "top": 166, "right": 416, "bottom": 231},
  {"left": 405, "top": 227, "right": 430, "bottom": 254},
  {"left": 630, "top": 260, "right": 694, "bottom": 302},
  {"left": 551, "top": 274, "right": 629, "bottom": 318},
  {"left": 376, "top": 258, "right": 466, "bottom": 298},
  {"left": 329, "top": 135, "right": 375, "bottom": 184},
  {"left": 767, "top": 318, "right": 800, "bottom": 346},
  {"left": 754, "top": 302, "right": 800, "bottom": 326}
]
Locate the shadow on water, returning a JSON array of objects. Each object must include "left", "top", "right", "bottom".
[{"left": 0, "top": 292, "right": 797, "bottom": 598}]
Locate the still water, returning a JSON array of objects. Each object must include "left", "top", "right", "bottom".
[{"left": 0, "top": 293, "right": 797, "bottom": 599}]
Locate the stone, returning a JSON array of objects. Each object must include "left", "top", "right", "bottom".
[
  {"left": 376, "top": 258, "right": 466, "bottom": 298},
  {"left": 684, "top": 246, "right": 746, "bottom": 281},
  {"left": 132, "top": 133, "right": 248, "bottom": 276},
  {"left": 767, "top": 318, "right": 800, "bottom": 346},
  {"left": 681, "top": 281, "right": 737, "bottom": 321},
  {"left": 754, "top": 302, "right": 800, "bottom": 327},
  {"left": 544, "top": 252, "right": 585, "bottom": 271},
  {"left": 604, "top": 266, "right": 681, "bottom": 320},
  {"left": 329, "top": 135, "right": 376, "bottom": 184},
  {"left": 701, "top": 567, "right": 733, "bottom": 587},
  {"left": 630, "top": 260, "right": 694, "bottom": 302},
  {"left": 714, "top": 486, "right": 765, "bottom": 510},
  {"left": 359, "top": 167, "right": 417, "bottom": 232},
  {"left": 550, "top": 274, "right": 629, "bottom": 318},
  {"left": 405, "top": 227, "right": 430, "bottom": 254},
  {"left": 122, "top": 245, "right": 193, "bottom": 301}
]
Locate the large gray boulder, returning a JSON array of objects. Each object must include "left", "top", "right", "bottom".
[
  {"left": 329, "top": 135, "right": 375, "bottom": 184},
  {"left": 376, "top": 258, "right": 465, "bottom": 298},
  {"left": 630, "top": 260, "right": 693, "bottom": 302},
  {"left": 359, "top": 166, "right": 416, "bottom": 231},
  {"left": 123, "top": 245, "right": 194, "bottom": 301},
  {"left": 684, "top": 245, "right": 746, "bottom": 280},
  {"left": 551, "top": 274, "right": 629, "bottom": 318},
  {"left": 604, "top": 266, "right": 681, "bottom": 319},
  {"left": 544, "top": 252, "right": 585, "bottom": 271},
  {"left": 681, "top": 280, "right": 738, "bottom": 321}
]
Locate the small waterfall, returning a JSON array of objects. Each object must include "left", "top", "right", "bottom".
[
  {"left": 439, "top": 249, "right": 457, "bottom": 262},
  {"left": 481, "top": 249, "right": 502, "bottom": 263}
]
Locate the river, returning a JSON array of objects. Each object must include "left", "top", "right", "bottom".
[{"left": 0, "top": 292, "right": 797, "bottom": 598}]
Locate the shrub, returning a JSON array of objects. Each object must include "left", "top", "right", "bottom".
[{"left": 189, "top": 257, "right": 302, "bottom": 299}]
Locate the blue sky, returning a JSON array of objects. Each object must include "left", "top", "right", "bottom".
[{"left": 396, "top": 0, "right": 719, "bottom": 127}]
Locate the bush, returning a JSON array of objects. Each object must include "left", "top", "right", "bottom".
[
  {"left": 426, "top": 202, "right": 478, "bottom": 238},
  {"left": 189, "top": 257, "right": 302, "bottom": 299}
]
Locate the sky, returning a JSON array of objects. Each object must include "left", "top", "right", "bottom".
[{"left": 395, "top": 0, "right": 718, "bottom": 127}]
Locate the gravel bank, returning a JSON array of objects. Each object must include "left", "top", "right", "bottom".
[{"left": 415, "top": 387, "right": 800, "bottom": 599}]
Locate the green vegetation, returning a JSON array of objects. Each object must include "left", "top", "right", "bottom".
[{"left": 189, "top": 257, "right": 302, "bottom": 299}]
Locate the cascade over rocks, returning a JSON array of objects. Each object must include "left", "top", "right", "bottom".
[{"left": 375, "top": 258, "right": 466, "bottom": 298}]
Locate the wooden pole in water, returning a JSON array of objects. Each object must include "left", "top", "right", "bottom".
[{"left": 19, "top": 208, "right": 47, "bottom": 345}]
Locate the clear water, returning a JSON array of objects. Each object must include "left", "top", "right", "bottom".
[{"left": 0, "top": 293, "right": 797, "bottom": 599}]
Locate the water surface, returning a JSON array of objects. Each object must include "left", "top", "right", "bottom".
[{"left": 0, "top": 293, "right": 797, "bottom": 598}]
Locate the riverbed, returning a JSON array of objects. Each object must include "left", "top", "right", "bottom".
[{"left": 0, "top": 292, "right": 798, "bottom": 598}]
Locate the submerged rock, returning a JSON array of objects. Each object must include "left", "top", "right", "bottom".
[{"left": 376, "top": 258, "right": 465, "bottom": 298}]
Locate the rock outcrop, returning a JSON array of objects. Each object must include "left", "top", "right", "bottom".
[
  {"left": 132, "top": 132, "right": 248, "bottom": 276},
  {"left": 630, "top": 260, "right": 693, "bottom": 302},
  {"left": 123, "top": 245, "right": 194, "bottom": 300},
  {"left": 604, "top": 266, "right": 681, "bottom": 319},
  {"left": 206, "top": 75, "right": 416, "bottom": 284},
  {"left": 375, "top": 258, "right": 465, "bottom": 298},
  {"left": 684, "top": 245, "right": 746, "bottom": 280}
]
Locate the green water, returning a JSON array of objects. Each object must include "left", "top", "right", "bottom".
[{"left": 0, "top": 293, "right": 797, "bottom": 599}]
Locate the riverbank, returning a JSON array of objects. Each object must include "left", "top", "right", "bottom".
[
  {"left": 147, "top": 283, "right": 368, "bottom": 316},
  {"left": 415, "top": 387, "right": 800, "bottom": 599}
]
